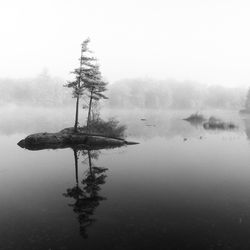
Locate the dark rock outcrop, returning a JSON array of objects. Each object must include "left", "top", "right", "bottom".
[{"left": 18, "top": 127, "right": 138, "bottom": 151}]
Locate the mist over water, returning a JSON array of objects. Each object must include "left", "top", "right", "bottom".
[
  {"left": 1, "top": 103, "right": 250, "bottom": 249},
  {"left": 0, "top": 73, "right": 246, "bottom": 110}
]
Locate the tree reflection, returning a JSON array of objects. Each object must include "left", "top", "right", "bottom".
[{"left": 63, "top": 147, "right": 108, "bottom": 238}]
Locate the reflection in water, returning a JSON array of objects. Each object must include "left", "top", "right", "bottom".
[
  {"left": 17, "top": 132, "right": 126, "bottom": 241},
  {"left": 64, "top": 148, "right": 108, "bottom": 238}
]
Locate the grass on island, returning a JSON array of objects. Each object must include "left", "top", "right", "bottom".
[
  {"left": 83, "top": 117, "right": 127, "bottom": 138},
  {"left": 61, "top": 117, "right": 126, "bottom": 139}
]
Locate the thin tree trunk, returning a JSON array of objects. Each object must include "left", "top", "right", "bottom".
[
  {"left": 73, "top": 149, "right": 79, "bottom": 185},
  {"left": 74, "top": 96, "right": 79, "bottom": 132},
  {"left": 87, "top": 150, "right": 95, "bottom": 199},
  {"left": 86, "top": 90, "right": 93, "bottom": 132},
  {"left": 74, "top": 44, "right": 84, "bottom": 132},
  {"left": 88, "top": 150, "right": 92, "bottom": 175}
]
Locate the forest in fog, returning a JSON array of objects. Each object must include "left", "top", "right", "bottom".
[{"left": 0, "top": 71, "right": 247, "bottom": 110}]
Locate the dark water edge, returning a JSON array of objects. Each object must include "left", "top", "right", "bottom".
[{"left": 1, "top": 108, "right": 250, "bottom": 249}]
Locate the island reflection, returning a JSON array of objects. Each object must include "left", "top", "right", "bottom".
[
  {"left": 63, "top": 148, "right": 108, "bottom": 238},
  {"left": 18, "top": 142, "right": 114, "bottom": 240}
]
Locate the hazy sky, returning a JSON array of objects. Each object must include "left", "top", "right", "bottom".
[{"left": 1, "top": 0, "right": 250, "bottom": 86}]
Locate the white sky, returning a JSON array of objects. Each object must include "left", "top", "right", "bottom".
[{"left": 1, "top": 0, "right": 250, "bottom": 86}]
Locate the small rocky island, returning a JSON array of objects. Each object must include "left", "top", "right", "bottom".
[
  {"left": 18, "top": 127, "right": 138, "bottom": 151},
  {"left": 18, "top": 39, "right": 138, "bottom": 151}
]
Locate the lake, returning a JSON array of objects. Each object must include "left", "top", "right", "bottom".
[{"left": 1, "top": 107, "right": 250, "bottom": 249}]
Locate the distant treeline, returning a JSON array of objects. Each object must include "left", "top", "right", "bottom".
[
  {"left": 107, "top": 79, "right": 246, "bottom": 110},
  {"left": 0, "top": 73, "right": 247, "bottom": 109},
  {"left": 0, "top": 72, "right": 73, "bottom": 107}
]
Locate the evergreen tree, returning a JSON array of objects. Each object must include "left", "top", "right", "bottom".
[
  {"left": 65, "top": 38, "right": 96, "bottom": 132},
  {"left": 82, "top": 64, "right": 108, "bottom": 131}
]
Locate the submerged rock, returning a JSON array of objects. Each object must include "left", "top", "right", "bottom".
[{"left": 18, "top": 127, "right": 139, "bottom": 151}]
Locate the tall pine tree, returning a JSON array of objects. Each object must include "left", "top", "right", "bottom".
[
  {"left": 82, "top": 64, "right": 108, "bottom": 131},
  {"left": 65, "top": 38, "right": 96, "bottom": 132}
]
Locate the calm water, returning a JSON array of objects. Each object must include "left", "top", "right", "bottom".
[{"left": 1, "top": 108, "right": 250, "bottom": 249}]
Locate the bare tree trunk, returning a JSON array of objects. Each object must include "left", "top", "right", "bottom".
[
  {"left": 74, "top": 96, "right": 79, "bottom": 132},
  {"left": 88, "top": 150, "right": 92, "bottom": 175},
  {"left": 74, "top": 44, "right": 84, "bottom": 133},
  {"left": 73, "top": 149, "right": 79, "bottom": 185},
  {"left": 86, "top": 90, "right": 93, "bottom": 132}
]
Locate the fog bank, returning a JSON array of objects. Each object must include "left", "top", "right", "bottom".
[{"left": 0, "top": 73, "right": 247, "bottom": 110}]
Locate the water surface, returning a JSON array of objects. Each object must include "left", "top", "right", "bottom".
[{"left": 1, "top": 108, "right": 250, "bottom": 249}]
